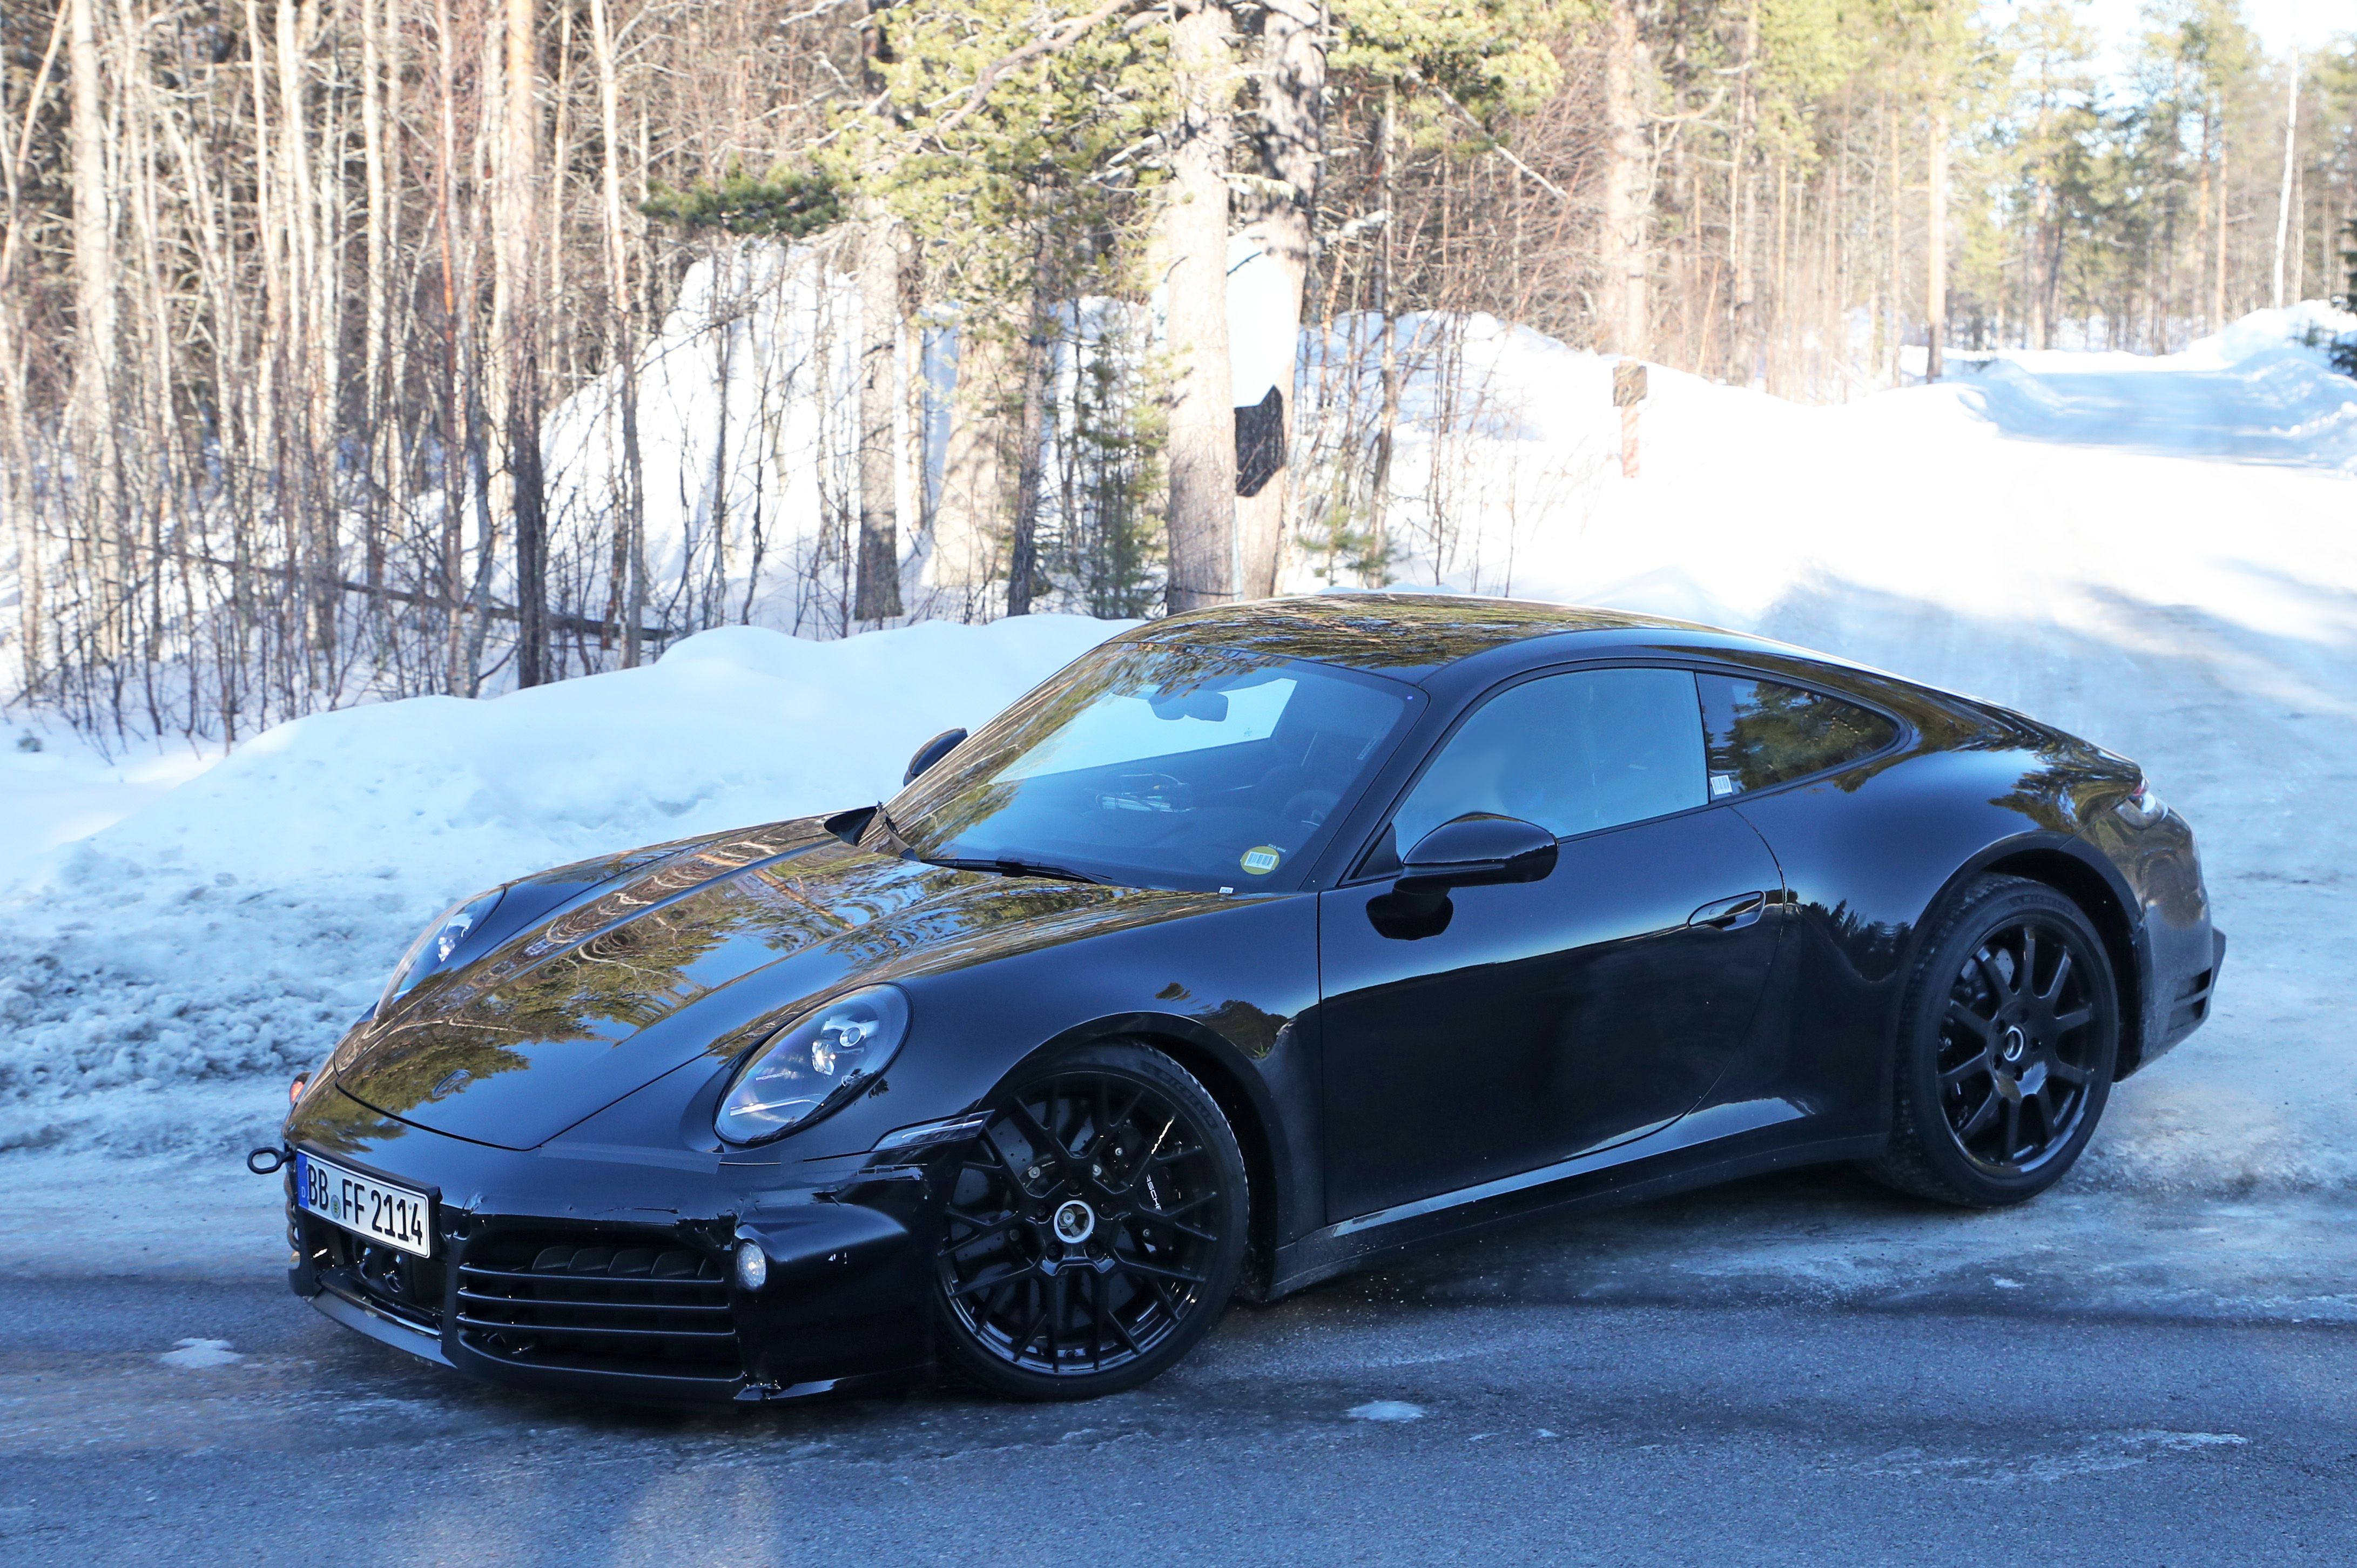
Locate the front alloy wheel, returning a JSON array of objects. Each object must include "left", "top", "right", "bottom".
[{"left": 932, "top": 1042, "right": 1248, "bottom": 1398}]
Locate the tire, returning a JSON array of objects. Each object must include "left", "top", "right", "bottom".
[
  {"left": 931, "top": 1040, "right": 1249, "bottom": 1399},
  {"left": 1866, "top": 874, "right": 2120, "bottom": 1207}
]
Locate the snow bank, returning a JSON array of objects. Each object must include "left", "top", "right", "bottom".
[
  {"left": 0, "top": 614, "right": 1120, "bottom": 1151},
  {"left": 2183, "top": 299, "right": 2357, "bottom": 371}
]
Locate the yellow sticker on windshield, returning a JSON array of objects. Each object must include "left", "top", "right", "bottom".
[{"left": 1240, "top": 845, "right": 1282, "bottom": 876}]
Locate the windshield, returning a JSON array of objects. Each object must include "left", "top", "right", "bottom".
[{"left": 884, "top": 641, "right": 1416, "bottom": 890}]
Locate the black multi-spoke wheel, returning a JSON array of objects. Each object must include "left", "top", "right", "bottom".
[
  {"left": 931, "top": 1041, "right": 1248, "bottom": 1398},
  {"left": 1868, "top": 876, "right": 2120, "bottom": 1206}
]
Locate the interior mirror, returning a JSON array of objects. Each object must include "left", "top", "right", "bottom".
[
  {"left": 903, "top": 728, "right": 968, "bottom": 785},
  {"left": 1396, "top": 813, "right": 1558, "bottom": 895},
  {"left": 1149, "top": 688, "right": 1228, "bottom": 723}
]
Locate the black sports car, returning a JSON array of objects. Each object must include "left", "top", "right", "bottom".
[{"left": 274, "top": 595, "right": 2223, "bottom": 1404}]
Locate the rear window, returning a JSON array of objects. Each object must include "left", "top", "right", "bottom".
[{"left": 1698, "top": 675, "right": 1898, "bottom": 796}]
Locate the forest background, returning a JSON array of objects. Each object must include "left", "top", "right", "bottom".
[{"left": 2, "top": 0, "right": 2352, "bottom": 746}]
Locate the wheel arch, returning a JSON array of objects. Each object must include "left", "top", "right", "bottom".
[
  {"left": 1981, "top": 844, "right": 2146, "bottom": 1078},
  {"left": 1904, "top": 834, "right": 2147, "bottom": 1080},
  {"left": 1006, "top": 1011, "right": 1291, "bottom": 1304}
]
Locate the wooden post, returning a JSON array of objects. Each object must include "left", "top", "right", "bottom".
[{"left": 1614, "top": 360, "right": 1647, "bottom": 479}]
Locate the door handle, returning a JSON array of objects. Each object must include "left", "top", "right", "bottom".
[{"left": 1688, "top": 891, "right": 1769, "bottom": 931}]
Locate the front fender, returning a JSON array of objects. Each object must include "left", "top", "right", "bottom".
[{"left": 569, "top": 891, "right": 1325, "bottom": 1250}]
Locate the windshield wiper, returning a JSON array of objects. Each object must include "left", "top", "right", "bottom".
[{"left": 919, "top": 855, "right": 1104, "bottom": 885}]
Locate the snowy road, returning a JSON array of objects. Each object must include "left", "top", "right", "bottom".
[
  {"left": 5, "top": 1184, "right": 2356, "bottom": 1566},
  {"left": 1965, "top": 353, "right": 2357, "bottom": 469}
]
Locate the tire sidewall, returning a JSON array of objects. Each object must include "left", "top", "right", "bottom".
[
  {"left": 931, "top": 1040, "right": 1250, "bottom": 1400},
  {"left": 1898, "top": 880, "right": 2120, "bottom": 1204}
]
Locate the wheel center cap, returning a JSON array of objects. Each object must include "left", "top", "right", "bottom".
[
  {"left": 1052, "top": 1199, "right": 1097, "bottom": 1246},
  {"left": 2000, "top": 1024, "right": 2029, "bottom": 1064}
]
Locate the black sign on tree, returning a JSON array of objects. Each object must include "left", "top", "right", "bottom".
[{"left": 1235, "top": 387, "right": 1286, "bottom": 497}]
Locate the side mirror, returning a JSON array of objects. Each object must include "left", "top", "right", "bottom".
[
  {"left": 1396, "top": 813, "right": 1558, "bottom": 896},
  {"left": 903, "top": 727, "right": 968, "bottom": 785}
]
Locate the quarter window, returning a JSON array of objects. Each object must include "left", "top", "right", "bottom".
[
  {"left": 1390, "top": 667, "right": 1708, "bottom": 850},
  {"left": 1697, "top": 675, "right": 1898, "bottom": 796}
]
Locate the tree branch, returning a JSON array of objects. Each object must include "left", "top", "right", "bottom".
[{"left": 926, "top": 0, "right": 1157, "bottom": 143}]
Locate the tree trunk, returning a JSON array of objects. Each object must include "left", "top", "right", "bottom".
[
  {"left": 495, "top": 0, "right": 548, "bottom": 685},
  {"left": 1234, "top": 0, "right": 1325, "bottom": 601},
  {"left": 362, "top": 0, "right": 392, "bottom": 590},
  {"left": 854, "top": 210, "right": 906, "bottom": 619},
  {"left": 1006, "top": 221, "right": 1056, "bottom": 616},
  {"left": 1728, "top": 0, "right": 1757, "bottom": 383},
  {"left": 589, "top": 0, "right": 646, "bottom": 667},
  {"left": 2213, "top": 134, "right": 2228, "bottom": 330},
  {"left": 1601, "top": 0, "right": 1648, "bottom": 359},
  {"left": 66, "top": 0, "right": 116, "bottom": 651},
  {"left": 931, "top": 322, "right": 1009, "bottom": 607},
  {"left": 2272, "top": 57, "right": 2298, "bottom": 311},
  {"left": 1927, "top": 96, "right": 1949, "bottom": 380},
  {"left": 1887, "top": 89, "right": 1907, "bottom": 369},
  {"left": 1368, "top": 82, "right": 1397, "bottom": 581},
  {"left": 271, "top": 0, "right": 332, "bottom": 659},
  {"left": 1161, "top": 0, "right": 1238, "bottom": 614},
  {"left": 433, "top": 0, "right": 468, "bottom": 693}
]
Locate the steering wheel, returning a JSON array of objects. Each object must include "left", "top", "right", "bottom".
[{"left": 1097, "top": 773, "right": 1193, "bottom": 814}]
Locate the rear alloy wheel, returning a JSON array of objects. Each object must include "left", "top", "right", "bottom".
[
  {"left": 1869, "top": 875, "right": 2120, "bottom": 1206},
  {"left": 932, "top": 1042, "right": 1248, "bottom": 1399}
]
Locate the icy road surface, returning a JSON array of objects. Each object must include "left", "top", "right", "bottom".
[{"left": 5, "top": 1170, "right": 2357, "bottom": 1566}]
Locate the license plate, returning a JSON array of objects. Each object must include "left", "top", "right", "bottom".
[{"left": 294, "top": 1152, "right": 435, "bottom": 1259}]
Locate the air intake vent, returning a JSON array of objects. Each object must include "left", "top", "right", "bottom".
[
  {"left": 455, "top": 1231, "right": 740, "bottom": 1384},
  {"left": 2168, "top": 965, "right": 2217, "bottom": 1033}
]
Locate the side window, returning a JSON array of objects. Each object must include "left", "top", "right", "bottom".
[
  {"left": 1697, "top": 675, "right": 1898, "bottom": 796},
  {"left": 1390, "top": 668, "right": 1708, "bottom": 850}
]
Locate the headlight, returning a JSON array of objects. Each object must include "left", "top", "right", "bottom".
[
  {"left": 716, "top": 985, "right": 910, "bottom": 1145},
  {"left": 379, "top": 887, "right": 506, "bottom": 1011},
  {"left": 2114, "top": 778, "right": 2169, "bottom": 829}
]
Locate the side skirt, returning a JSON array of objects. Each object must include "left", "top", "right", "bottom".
[{"left": 1266, "top": 1124, "right": 1883, "bottom": 1300}]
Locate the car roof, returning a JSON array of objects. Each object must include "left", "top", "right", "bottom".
[{"left": 1119, "top": 593, "right": 1819, "bottom": 684}]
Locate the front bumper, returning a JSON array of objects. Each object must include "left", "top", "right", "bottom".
[
  {"left": 2130, "top": 921, "right": 2225, "bottom": 1075},
  {"left": 286, "top": 1138, "right": 941, "bottom": 1407}
]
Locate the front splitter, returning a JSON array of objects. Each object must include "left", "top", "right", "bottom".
[{"left": 306, "top": 1281, "right": 452, "bottom": 1367}]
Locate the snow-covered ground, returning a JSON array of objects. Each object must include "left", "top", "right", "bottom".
[{"left": 3, "top": 304, "right": 2352, "bottom": 1305}]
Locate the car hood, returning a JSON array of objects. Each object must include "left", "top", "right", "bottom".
[{"left": 329, "top": 817, "right": 1236, "bottom": 1150}]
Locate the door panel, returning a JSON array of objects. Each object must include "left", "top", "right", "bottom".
[{"left": 1318, "top": 803, "right": 1786, "bottom": 1224}]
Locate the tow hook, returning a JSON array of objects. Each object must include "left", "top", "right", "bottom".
[{"left": 247, "top": 1146, "right": 291, "bottom": 1176}]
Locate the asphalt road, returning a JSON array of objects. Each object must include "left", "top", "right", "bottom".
[{"left": 5, "top": 1170, "right": 2354, "bottom": 1567}]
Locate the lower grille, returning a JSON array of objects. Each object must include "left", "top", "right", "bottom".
[
  {"left": 455, "top": 1231, "right": 740, "bottom": 1384},
  {"left": 305, "top": 1215, "right": 445, "bottom": 1333}
]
